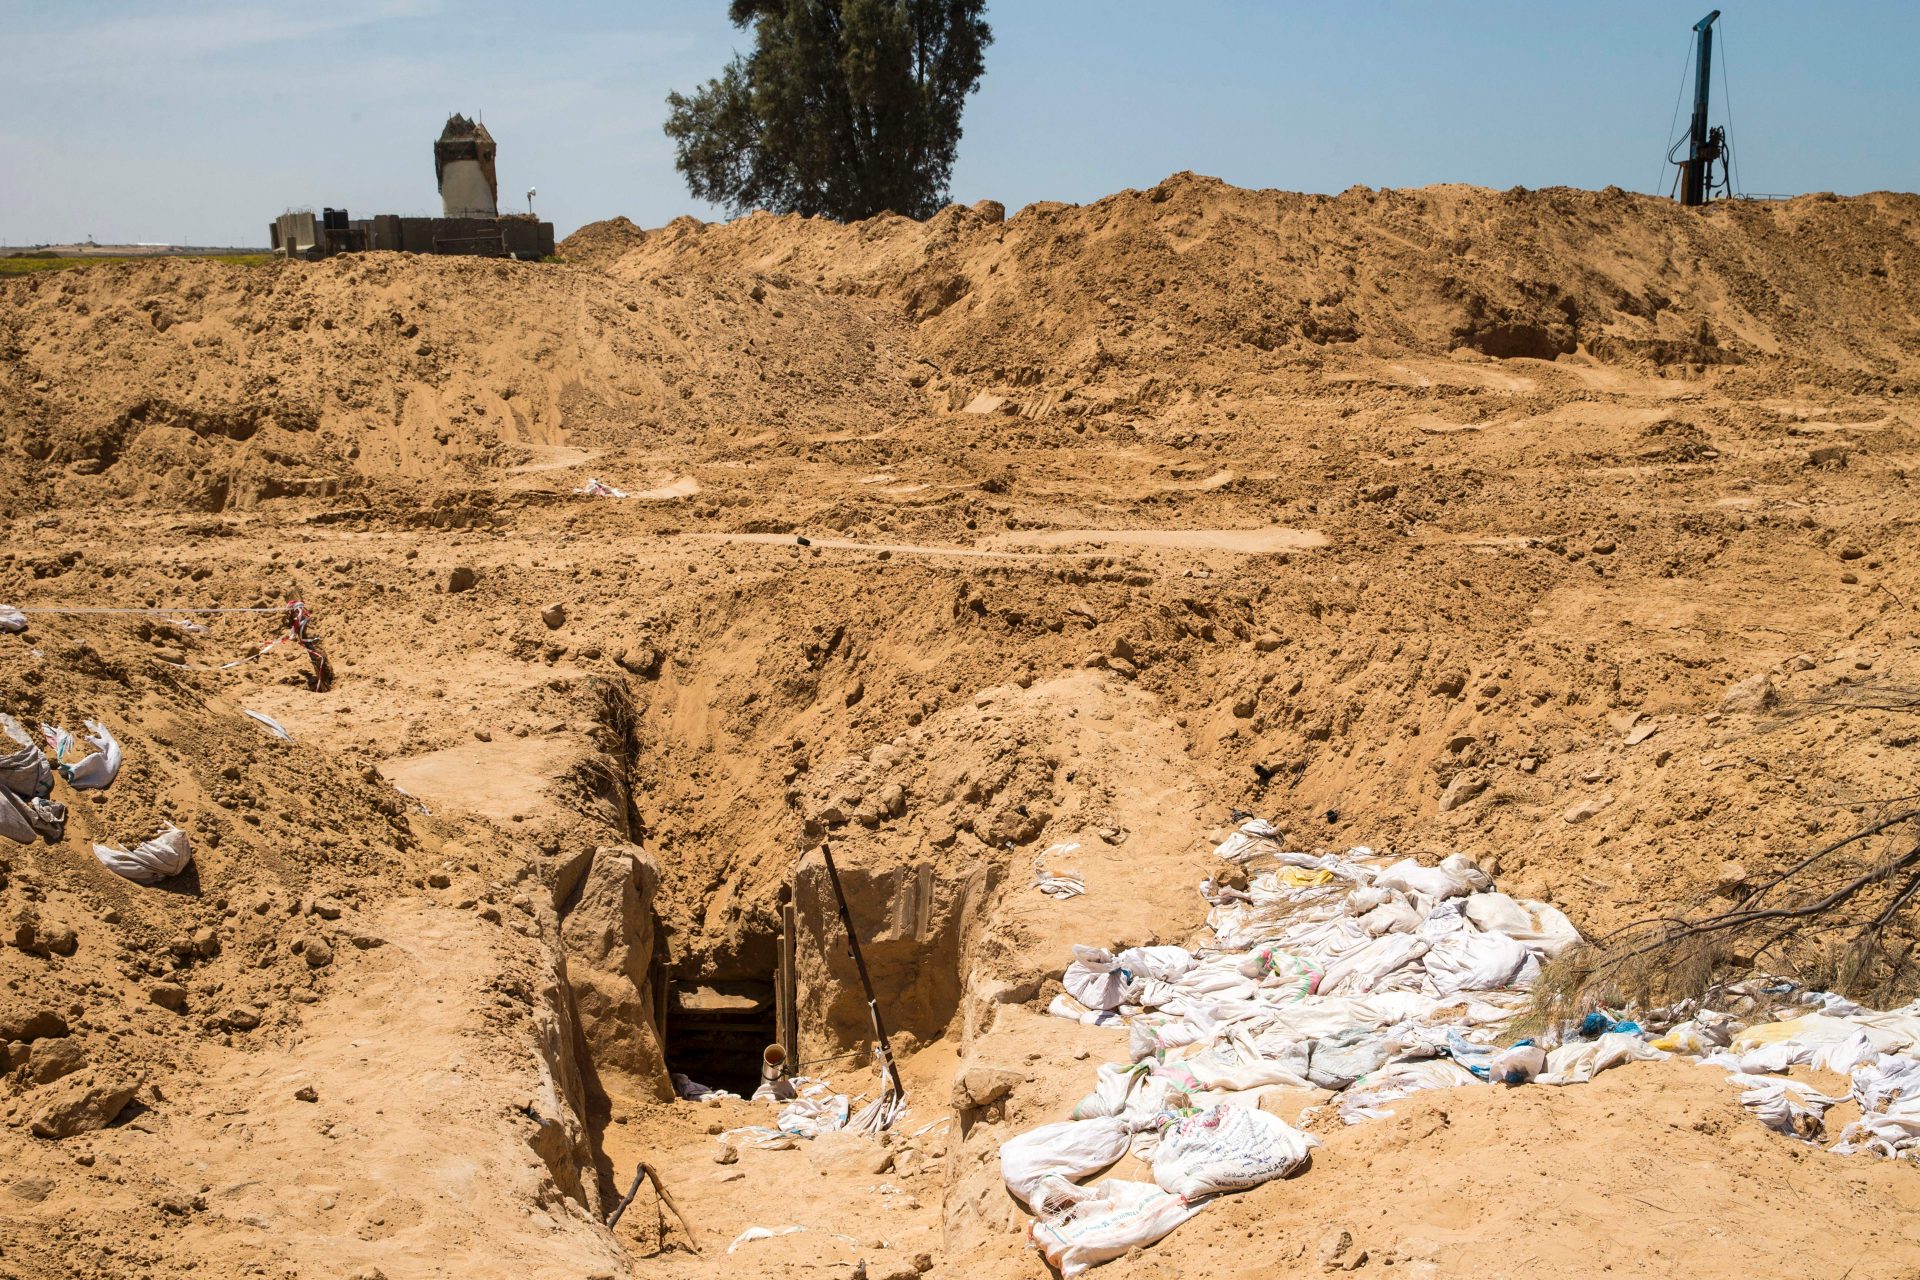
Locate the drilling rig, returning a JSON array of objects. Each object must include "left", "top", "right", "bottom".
[{"left": 1670, "top": 10, "right": 1731, "bottom": 206}]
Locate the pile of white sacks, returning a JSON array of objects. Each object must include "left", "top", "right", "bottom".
[{"left": 1002, "top": 818, "right": 1920, "bottom": 1276}]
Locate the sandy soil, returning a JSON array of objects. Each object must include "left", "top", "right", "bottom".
[{"left": 3, "top": 175, "right": 1920, "bottom": 1278}]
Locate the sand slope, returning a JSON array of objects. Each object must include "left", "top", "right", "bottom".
[{"left": 4, "top": 177, "right": 1920, "bottom": 1277}]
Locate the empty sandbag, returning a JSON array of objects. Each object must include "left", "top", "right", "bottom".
[{"left": 93, "top": 825, "right": 193, "bottom": 885}]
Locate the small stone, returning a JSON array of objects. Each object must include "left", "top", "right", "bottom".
[
  {"left": 913, "top": 1253, "right": 934, "bottom": 1274},
  {"left": 310, "top": 899, "right": 345, "bottom": 921},
  {"left": 1111, "top": 636, "right": 1137, "bottom": 662},
  {"left": 1591, "top": 539, "right": 1616, "bottom": 555},
  {"left": 878, "top": 782, "right": 907, "bottom": 818},
  {"left": 1719, "top": 674, "right": 1777, "bottom": 715},
  {"left": 863, "top": 1251, "right": 921, "bottom": 1280},
  {"left": 1714, "top": 860, "right": 1748, "bottom": 896},
  {"left": 1808, "top": 445, "right": 1850, "bottom": 469},
  {"left": 189, "top": 927, "right": 219, "bottom": 958},
  {"left": 1231, "top": 694, "right": 1257, "bottom": 719},
  {"left": 447, "top": 567, "right": 477, "bottom": 593},
  {"left": 294, "top": 1085, "right": 319, "bottom": 1103},
  {"left": 952, "top": 1064, "right": 1020, "bottom": 1111},
  {"left": 1841, "top": 572, "right": 1859, "bottom": 585},
  {"left": 148, "top": 984, "right": 187, "bottom": 1012},
  {"left": 1563, "top": 793, "right": 1615, "bottom": 825},
  {"left": 1786, "top": 653, "right": 1817, "bottom": 672},
  {"left": 540, "top": 603, "right": 567, "bottom": 629},
  {"left": 712, "top": 1169, "right": 744, "bottom": 1183},
  {"left": 1431, "top": 670, "right": 1467, "bottom": 698},
  {"left": 713, "top": 1144, "right": 739, "bottom": 1165},
  {"left": 1838, "top": 545, "right": 1866, "bottom": 561},
  {"left": 42, "top": 924, "right": 78, "bottom": 957},
  {"left": 807, "top": 1130, "right": 892, "bottom": 1176},
  {"left": 303, "top": 937, "right": 334, "bottom": 969},
  {"left": 617, "top": 645, "right": 662, "bottom": 678},
  {"left": 1253, "top": 632, "right": 1284, "bottom": 653},
  {"left": 26, "top": 1037, "right": 86, "bottom": 1085},
  {"left": 28, "top": 1070, "right": 140, "bottom": 1140},
  {"left": 1517, "top": 756, "right": 1538, "bottom": 774},
  {"left": 1436, "top": 771, "right": 1488, "bottom": 813},
  {"left": 427, "top": 871, "right": 452, "bottom": 889},
  {"left": 1361, "top": 483, "right": 1398, "bottom": 503},
  {"left": 1318, "top": 1226, "right": 1367, "bottom": 1272},
  {"left": 0, "top": 1010, "right": 68, "bottom": 1042},
  {"left": 225, "top": 1006, "right": 261, "bottom": 1032}
]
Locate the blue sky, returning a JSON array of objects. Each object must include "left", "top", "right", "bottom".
[{"left": 2, "top": 1, "right": 1915, "bottom": 246}]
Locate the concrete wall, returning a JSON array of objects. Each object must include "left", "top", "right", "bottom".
[
  {"left": 440, "top": 159, "right": 498, "bottom": 218},
  {"left": 272, "top": 212, "right": 318, "bottom": 254}
]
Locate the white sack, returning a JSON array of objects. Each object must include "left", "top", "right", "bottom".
[
  {"left": 1116, "top": 946, "right": 1196, "bottom": 983},
  {"left": 1536, "top": 1031, "right": 1665, "bottom": 1085},
  {"left": 1376, "top": 855, "right": 1486, "bottom": 904},
  {"left": 1337, "top": 1058, "right": 1484, "bottom": 1123},
  {"left": 1049, "top": 992, "right": 1124, "bottom": 1028},
  {"left": 92, "top": 825, "right": 193, "bottom": 885},
  {"left": 0, "top": 741, "right": 50, "bottom": 800},
  {"left": 1315, "top": 933, "right": 1429, "bottom": 996},
  {"left": 1064, "top": 946, "right": 1130, "bottom": 1011},
  {"left": 1029, "top": 1178, "right": 1202, "bottom": 1278},
  {"left": 0, "top": 606, "right": 25, "bottom": 633},
  {"left": 1729, "top": 1072, "right": 1842, "bottom": 1139},
  {"left": 1423, "top": 928, "right": 1531, "bottom": 995},
  {"left": 1150, "top": 1103, "right": 1315, "bottom": 1199},
  {"left": 1000, "top": 1117, "right": 1132, "bottom": 1210},
  {"left": 1071, "top": 1062, "right": 1154, "bottom": 1121},
  {"left": 1462, "top": 892, "right": 1581, "bottom": 956},
  {"left": 1213, "top": 819, "right": 1280, "bottom": 864},
  {"left": 46, "top": 719, "right": 121, "bottom": 790}
]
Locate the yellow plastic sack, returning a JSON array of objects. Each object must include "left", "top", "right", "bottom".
[
  {"left": 1651, "top": 1024, "right": 1709, "bottom": 1053},
  {"left": 1730, "top": 1016, "right": 1821, "bottom": 1052},
  {"left": 1277, "top": 867, "right": 1334, "bottom": 888}
]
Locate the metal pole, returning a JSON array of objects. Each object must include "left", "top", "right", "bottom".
[
  {"left": 1684, "top": 10, "right": 1720, "bottom": 207},
  {"left": 817, "top": 842, "right": 904, "bottom": 1099}
]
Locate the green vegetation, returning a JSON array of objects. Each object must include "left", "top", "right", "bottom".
[
  {"left": 665, "top": 0, "right": 991, "bottom": 221},
  {"left": 0, "top": 253, "right": 272, "bottom": 277}
]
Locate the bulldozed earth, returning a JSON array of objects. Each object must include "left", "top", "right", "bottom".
[{"left": 4, "top": 174, "right": 1920, "bottom": 1278}]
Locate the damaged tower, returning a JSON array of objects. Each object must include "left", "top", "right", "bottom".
[
  {"left": 269, "top": 112, "right": 551, "bottom": 260},
  {"left": 434, "top": 114, "right": 499, "bottom": 218}
]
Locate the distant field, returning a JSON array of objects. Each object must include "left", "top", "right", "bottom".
[{"left": 0, "top": 253, "right": 273, "bottom": 276}]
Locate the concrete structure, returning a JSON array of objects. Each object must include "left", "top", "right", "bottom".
[
  {"left": 434, "top": 115, "right": 499, "bottom": 217},
  {"left": 268, "top": 115, "right": 549, "bottom": 261}
]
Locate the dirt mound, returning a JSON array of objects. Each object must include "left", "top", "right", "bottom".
[
  {"left": 556, "top": 214, "right": 649, "bottom": 265},
  {"left": 8, "top": 175, "right": 1920, "bottom": 1278}
]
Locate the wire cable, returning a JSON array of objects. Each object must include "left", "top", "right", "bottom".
[
  {"left": 1658, "top": 31, "right": 1696, "bottom": 194},
  {"left": 11, "top": 606, "right": 288, "bottom": 614},
  {"left": 1718, "top": 20, "right": 1743, "bottom": 196}
]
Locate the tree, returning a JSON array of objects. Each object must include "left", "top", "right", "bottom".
[{"left": 665, "top": 0, "right": 991, "bottom": 222}]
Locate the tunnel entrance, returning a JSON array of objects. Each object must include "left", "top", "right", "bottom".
[
  {"left": 665, "top": 980, "right": 776, "bottom": 1096},
  {"left": 661, "top": 887, "right": 800, "bottom": 1098}
]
